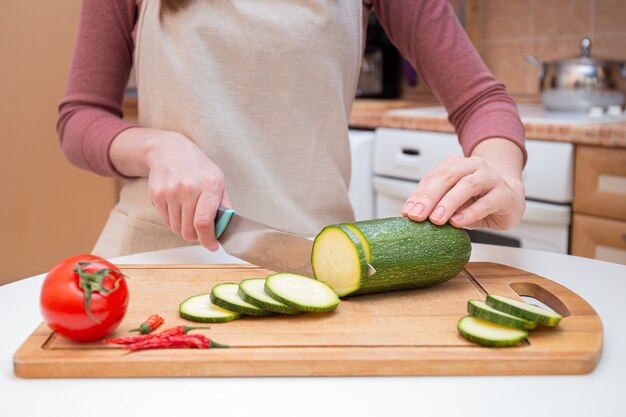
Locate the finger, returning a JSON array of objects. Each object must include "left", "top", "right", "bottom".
[
  {"left": 151, "top": 194, "right": 170, "bottom": 228},
  {"left": 194, "top": 190, "right": 221, "bottom": 251},
  {"left": 220, "top": 189, "right": 233, "bottom": 209},
  {"left": 180, "top": 195, "right": 199, "bottom": 241},
  {"left": 448, "top": 190, "right": 503, "bottom": 229},
  {"left": 167, "top": 199, "right": 182, "bottom": 235},
  {"left": 403, "top": 156, "right": 480, "bottom": 222},
  {"left": 428, "top": 170, "right": 497, "bottom": 226}
]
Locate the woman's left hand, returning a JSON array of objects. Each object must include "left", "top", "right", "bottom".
[{"left": 401, "top": 138, "right": 526, "bottom": 230}]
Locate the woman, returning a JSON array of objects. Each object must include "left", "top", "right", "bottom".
[{"left": 57, "top": 0, "right": 526, "bottom": 258}]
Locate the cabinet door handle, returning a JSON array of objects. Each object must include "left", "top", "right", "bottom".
[{"left": 401, "top": 148, "right": 420, "bottom": 156}]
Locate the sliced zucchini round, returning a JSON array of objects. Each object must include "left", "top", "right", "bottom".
[
  {"left": 457, "top": 316, "right": 528, "bottom": 347},
  {"left": 238, "top": 278, "right": 301, "bottom": 315},
  {"left": 468, "top": 300, "right": 537, "bottom": 330},
  {"left": 486, "top": 294, "right": 562, "bottom": 327},
  {"left": 341, "top": 223, "right": 371, "bottom": 262},
  {"left": 179, "top": 293, "right": 242, "bottom": 323},
  {"left": 311, "top": 225, "right": 368, "bottom": 297},
  {"left": 211, "top": 282, "right": 273, "bottom": 316},
  {"left": 265, "top": 273, "right": 340, "bottom": 313}
]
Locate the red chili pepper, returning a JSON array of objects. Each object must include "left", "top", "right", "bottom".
[
  {"left": 104, "top": 325, "right": 209, "bottom": 345},
  {"left": 131, "top": 314, "right": 165, "bottom": 334},
  {"left": 124, "top": 334, "right": 229, "bottom": 351}
]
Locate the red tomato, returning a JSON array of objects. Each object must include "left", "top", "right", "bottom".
[{"left": 40, "top": 254, "right": 129, "bottom": 342}]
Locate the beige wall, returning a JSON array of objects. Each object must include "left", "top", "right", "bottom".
[
  {"left": 0, "top": 2, "right": 118, "bottom": 285},
  {"left": 478, "top": 0, "right": 626, "bottom": 98}
]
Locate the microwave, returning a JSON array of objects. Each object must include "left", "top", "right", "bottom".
[{"left": 356, "top": 14, "right": 403, "bottom": 99}]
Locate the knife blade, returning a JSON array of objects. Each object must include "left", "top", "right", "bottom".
[
  {"left": 214, "top": 207, "right": 376, "bottom": 278},
  {"left": 214, "top": 206, "right": 315, "bottom": 277}
]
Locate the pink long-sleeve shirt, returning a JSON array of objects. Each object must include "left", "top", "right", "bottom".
[{"left": 57, "top": 0, "right": 526, "bottom": 178}]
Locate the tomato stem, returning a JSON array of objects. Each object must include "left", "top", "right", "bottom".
[{"left": 75, "top": 261, "right": 125, "bottom": 323}]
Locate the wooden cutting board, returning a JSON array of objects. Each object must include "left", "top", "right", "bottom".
[{"left": 13, "top": 262, "right": 602, "bottom": 378}]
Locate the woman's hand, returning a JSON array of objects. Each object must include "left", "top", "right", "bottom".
[
  {"left": 110, "top": 128, "right": 230, "bottom": 251},
  {"left": 401, "top": 138, "right": 526, "bottom": 230},
  {"left": 145, "top": 133, "right": 230, "bottom": 251}
]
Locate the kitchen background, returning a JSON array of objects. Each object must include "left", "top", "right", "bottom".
[
  {"left": 404, "top": 0, "right": 626, "bottom": 100},
  {"left": 1, "top": 0, "right": 625, "bottom": 285}
]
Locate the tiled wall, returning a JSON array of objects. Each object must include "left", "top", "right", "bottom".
[{"left": 479, "top": 0, "right": 626, "bottom": 98}]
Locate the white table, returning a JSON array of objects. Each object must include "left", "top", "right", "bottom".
[{"left": 1, "top": 244, "right": 625, "bottom": 417}]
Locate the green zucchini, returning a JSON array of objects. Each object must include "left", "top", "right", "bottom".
[
  {"left": 457, "top": 316, "right": 528, "bottom": 347},
  {"left": 486, "top": 294, "right": 562, "bottom": 327},
  {"left": 264, "top": 273, "right": 340, "bottom": 313},
  {"left": 468, "top": 300, "right": 537, "bottom": 330},
  {"left": 179, "top": 293, "right": 242, "bottom": 323},
  {"left": 238, "top": 278, "right": 301, "bottom": 315},
  {"left": 211, "top": 282, "right": 273, "bottom": 316},
  {"left": 312, "top": 217, "right": 471, "bottom": 297}
]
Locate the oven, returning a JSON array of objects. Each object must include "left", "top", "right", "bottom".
[
  {"left": 372, "top": 128, "right": 574, "bottom": 254},
  {"left": 347, "top": 130, "right": 376, "bottom": 221}
]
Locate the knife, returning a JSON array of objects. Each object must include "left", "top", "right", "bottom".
[
  {"left": 214, "top": 206, "right": 315, "bottom": 277},
  {"left": 214, "top": 206, "right": 376, "bottom": 278}
]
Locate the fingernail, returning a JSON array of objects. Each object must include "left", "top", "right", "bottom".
[
  {"left": 402, "top": 201, "right": 415, "bottom": 213},
  {"left": 409, "top": 203, "right": 425, "bottom": 216},
  {"left": 432, "top": 206, "right": 445, "bottom": 219},
  {"left": 451, "top": 213, "right": 464, "bottom": 222}
]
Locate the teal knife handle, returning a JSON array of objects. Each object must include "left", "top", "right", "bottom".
[{"left": 214, "top": 206, "right": 236, "bottom": 239}]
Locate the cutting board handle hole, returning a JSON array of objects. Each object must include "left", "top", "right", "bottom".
[{"left": 509, "top": 282, "right": 571, "bottom": 317}]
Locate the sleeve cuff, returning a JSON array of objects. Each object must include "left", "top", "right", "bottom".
[
  {"left": 457, "top": 107, "right": 528, "bottom": 167},
  {"left": 73, "top": 109, "right": 137, "bottom": 178}
]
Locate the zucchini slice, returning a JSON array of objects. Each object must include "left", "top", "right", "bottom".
[
  {"left": 238, "top": 278, "right": 301, "bottom": 315},
  {"left": 211, "top": 282, "right": 273, "bottom": 316},
  {"left": 311, "top": 225, "right": 368, "bottom": 297},
  {"left": 486, "top": 294, "right": 562, "bottom": 327},
  {"left": 341, "top": 223, "right": 371, "bottom": 262},
  {"left": 313, "top": 217, "right": 471, "bottom": 297},
  {"left": 264, "top": 273, "right": 340, "bottom": 313},
  {"left": 468, "top": 300, "right": 537, "bottom": 330},
  {"left": 179, "top": 293, "right": 242, "bottom": 323},
  {"left": 457, "top": 316, "right": 528, "bottom": 347}
]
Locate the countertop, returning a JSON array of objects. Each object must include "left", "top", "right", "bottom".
[
  {"left": 2, "top": 244, "right": 626, "bottom": 417},
  {"left": 122, "top": 96, "right": 626, "bottom": 147},
  {"left": 350, "top": 99, "right": 626, "bottom": 148}
]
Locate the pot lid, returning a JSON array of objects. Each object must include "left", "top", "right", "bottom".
[{"left": 550, "top": 37, "right": 625, "bottom": 66}]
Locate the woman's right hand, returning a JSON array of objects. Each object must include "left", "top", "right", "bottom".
[
  {"left": 145, "top": 132, "right": 230, "bottom": 251},
  {"left": 110, "top": 128, "right": 230, "bottom": 251}
]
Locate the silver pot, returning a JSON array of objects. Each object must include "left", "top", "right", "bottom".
[{"left": 527, "top": 38, "right": 626, "bottom": 111}]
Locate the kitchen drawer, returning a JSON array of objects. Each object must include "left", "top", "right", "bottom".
[
  {"left": 571, "top": 214, "right": 626, "bottom": 265},
  {"left": 574, "top": 146, "right": 626, "bottom": 221}
]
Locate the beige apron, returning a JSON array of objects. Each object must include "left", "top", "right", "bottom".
[{"left": 93, "top": 0, "right": 362, "bottom": 258}]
